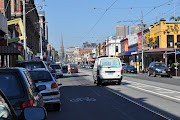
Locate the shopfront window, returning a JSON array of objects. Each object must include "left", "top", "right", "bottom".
[{"left": 15, "top": 0, "right": 19, "bottom": 11}]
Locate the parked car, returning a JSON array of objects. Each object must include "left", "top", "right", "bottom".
[
  {"left": 15, "top": 60, "right": 51, "bottom": 72},
  {"left": 125, "top": 65, "right": 137, "bottom": 73},
  {"left": 70, "top": 64, "right": 78, "bottom": 73},
  {"left": 49, "top": 64, "right": 63, "bottom": 78},
  {"left": 0, "top": 68, "right": 45, "bottom": 116},
  {"left": 29, "top": 68, "right": 61, "bottom": 111},
  {"left": 0, "top": 89, "right": 47, "bottom": 120},
  {"left": 147, "top": 62, "right": 171, "bottom": 77},
  {"left": 93, "top": 57, "right": 123, "bottom": 86},
  {"left": 62, "top": 64, "right": 68, "bottom": 70}
]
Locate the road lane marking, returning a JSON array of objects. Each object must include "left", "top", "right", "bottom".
[
  {"left": 105, "top": 87, "right": 172, "bottom": 120},
  {"left": 123, "top": 80, "right": 180, "bottom": 102}
]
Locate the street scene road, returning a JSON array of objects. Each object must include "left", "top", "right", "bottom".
[
  {"left": 2, "top": 0, "right": 180, "bottom": 120},
  {"left": 47, "top": 68, "right": 180, "bottom": 120}
]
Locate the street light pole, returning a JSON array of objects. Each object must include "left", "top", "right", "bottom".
[
  {"left": 141, "top": 11, "right": 144, "bottom": 72},
  {"left": 23, "top": 0, "right": 27, "bottom": 61},
  {"left": 40, "top": 20, "right": 43, "bottom": 60}
]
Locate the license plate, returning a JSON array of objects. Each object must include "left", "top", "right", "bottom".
[
  {"left": 72, "top": 68, "right": 74, "bottom": 69},
  {"left": 108, "top": 73, "right": 113, "bottom": 75},
  {"left": 162, "top": 71, "right": 166, "bottom": 73}
]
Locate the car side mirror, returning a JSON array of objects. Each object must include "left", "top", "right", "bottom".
[
  {"left": 23, "top": 107, "right": 46, "bottom": 120},
  {"left": 38, "top": 85, "right": 46, "bottom": 91}
]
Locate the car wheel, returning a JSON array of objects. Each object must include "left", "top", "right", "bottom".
[
  {"left": 117, "top": 80, "right": 121, "bottom": 85},
  {"left": 153, "top": 71, "right": 156, "bottom": 77},
  {"left": 148, "top": 71, "right": 151, "bottom": 76},
  {"left": 97, "top": 78, "right": 102, "bottom": 86},
  {"left": 54, "top": 103, "right": 61, "bottom": 111},
  {"left": 168, "top": 74, "right": 172, "bottom": 78},
  {"left": 94, "top": 80, "right": 97, "bottom": 84}
]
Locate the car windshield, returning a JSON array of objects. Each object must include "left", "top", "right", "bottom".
[
  {"left": 50, "top": 65, "right": 61, "bottom": 69},
  {"left": 154, "top": 63, "right": 167, "bottom": 67},
  {"left": 24, "top": 62, "right": 45, "bottom": 69},
  {"left": 0, "top": 72, "right": 24, "bottom": 99},
  {"left": 100, "top": 59, "right": 120, "bottom": 68},
  {"left": 29, "top": 71, "right": 52, "bottom": 83}
]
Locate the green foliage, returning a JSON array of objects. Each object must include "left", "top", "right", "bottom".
[
  {"left": 172, "top": 63, "right": 180, "bottom": 66},
  {"left": 52, "top": 47, "right": 59, "bottom": 62},
  {"left": 169, "top": 16, "right": 180, "bottom": 21},
  {"left": 18, "top": 55, "right": 24, "bottom": 60}
]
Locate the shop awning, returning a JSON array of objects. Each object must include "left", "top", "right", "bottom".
[
  {"left": 120, "top": 50, "right": 137, "bottom": 56},
  {"left": 144, "top": 48, "right": 176, "bottom": 53},
  {"left": 0, "top": 46, "right": 20, "bottom": 55}
]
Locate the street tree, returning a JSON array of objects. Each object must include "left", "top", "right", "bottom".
[{"left": 169, "top": 16, "right": 180, "bottom": 21}]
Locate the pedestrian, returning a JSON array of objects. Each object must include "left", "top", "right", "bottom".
[
  {"left": 168, "top": 64, "right": 171, "bottom": 69},
  {"left": 67, "top": 63, "right": 71, "bottom": 75}
]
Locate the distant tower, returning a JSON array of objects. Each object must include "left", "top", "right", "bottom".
[{"left": 59, "top": 35, "right": 65, "bottom": 62}]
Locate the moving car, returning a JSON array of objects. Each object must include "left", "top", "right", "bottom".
[
  {"left": 29, "top": 69, "right": 61, "bottom": 111},
  {"left": 49, "top": 64, "right": 63, "bottom": 78},
  {"left": 147, "top": 62, "right": 171, "bottom": 77},
  {"left": 0, "top": 68, "right": 45, "bottom": 115},
  {"left": 70, "top": 64, "right": 78, "bottom": 73},
  {"left": 0, "top": 89, "right": 46, "bottom": 120},
  {"left": 125, "top": 65, "right": 137, "bottom": 73},
  {"left": 93, "top": 57, "right": 123, "bottom": 86}
]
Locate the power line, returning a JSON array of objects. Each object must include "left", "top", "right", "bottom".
[{"left": 75, "top": 0, "right": 118, "bottom": 47}]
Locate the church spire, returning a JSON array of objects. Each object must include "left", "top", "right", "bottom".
[{"left": 61, "top": 34, "right": 63, "bottom": 48}]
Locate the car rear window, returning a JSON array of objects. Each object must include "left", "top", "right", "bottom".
[
  {"left": 0, "top": 72, "right": 24, "bottom": 99},
  {"left": 100, "top": 59, "right": 120, "bottom": 68},
  {"left": 50, "top": 65, "right": 61, "bottom": 69},
  {"left": 70, "top": 64, "right": 77, "bottom": 67},
  {"left": 29, "top": 71, "right": 53, "bottom": 83}
]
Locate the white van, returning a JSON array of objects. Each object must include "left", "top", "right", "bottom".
[{"left": 92, "top": 57, "right": 123, "bottom": 86}]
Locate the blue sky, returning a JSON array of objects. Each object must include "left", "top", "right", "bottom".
[{"left": 35, "top": 0, "right": 177, "bottom": 52}]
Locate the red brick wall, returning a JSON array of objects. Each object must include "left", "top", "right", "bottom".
[{"left": 0, "top": 0, "right": 4, "bottom": 13}]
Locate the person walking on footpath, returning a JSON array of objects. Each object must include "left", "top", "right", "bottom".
[{"left": 67, "top": 63, "right": 71, "bottom": 75}]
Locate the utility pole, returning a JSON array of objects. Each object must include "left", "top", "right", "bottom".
[
  {"left": 115, "top": 38, "right": 116, "bottom": 57},
  {"left": 141, "top": 11, "right": 144, "bottom": 72},
  {"left": 175, "top": 48, "right": 177, "bottom": 77},
  {"left": 174, "top": 0, "right": 176, "bottom": 21},
  {"left": 23, "top": 0, "right": 27, "bottom": 61},
  {"left": 40, "top": 20, "right": 43, "bottom": 60}
]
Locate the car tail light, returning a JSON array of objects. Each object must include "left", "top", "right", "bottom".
[
  {"left": 97, "top": 70, "right": 100, "bottom": 75},
  {"left": 61, "top": 69, "right": 63, "bottom": 72},
  {"left": 75, "top": 67, "right": 77, "bottom": 69},
  {"left": 121, "top": 69, "right": 123, "bottom": 75},
  {"left": 22, "top": 100, "right": 33, "bottom": 109},
  {"left": 51, "top": 83, "right": 58, "bottom": 89}
]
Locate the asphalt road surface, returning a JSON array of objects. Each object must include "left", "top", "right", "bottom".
[{"left": 46, "top": 68, "right": 180, "bottom": 120}]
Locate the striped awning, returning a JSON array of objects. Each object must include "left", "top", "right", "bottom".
[{"left": 0, "top": 46, "right": 20, "bottom": 55}]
